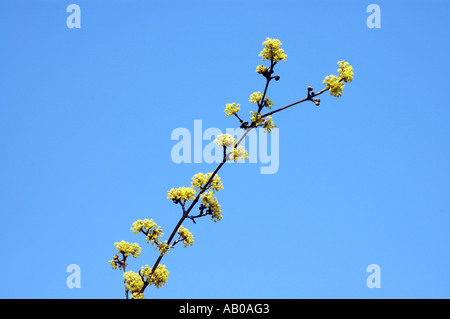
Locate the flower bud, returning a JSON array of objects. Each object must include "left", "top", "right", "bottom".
[{"left": 307, "top": 86, "right": 314, "bottom": 91}]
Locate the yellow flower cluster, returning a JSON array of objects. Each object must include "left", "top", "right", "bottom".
[
  {"left": 177, "top": 226, "right": 194, "bottom": 247},
  {"left": 130, "top": 218, "right": 169, "bottom": 256},
  {"left": 249, "top": 91, "right": 262, "bottom": 104},
  {"left": 337, "top": 60, "right": 353, "bottom": 83},
  {"left": 141, "top": 264, "right": 169, "bottom": 288},
  {"left": 114, "top": 240, "right": 141, "bottom": 258},
  {"left": 256, "top": 65, "right": 269, "bottom": 74},
  {"left": 323, "top": 75, "right": 344, "bottom": 98},
  {"left": 108, "top": 255, "right": 120, "bottom": 270},
  {"left": 264, "top": 97, "right": 273, "bottom": 109},
  {"left": 201, "top": 190, "right": 222, "bottom": 222},
  {"left": 151, "top": 264, "right": 169, "bottom": 288},
  {"left": 224, "top": 103, "right": 240, "bottom": 116},
  {"left": 190, "top": 172, "right": 224, "bottom": 222},
  {"left": 123, "top": 270, "right": 144, "bottom": 295},
  {"left": 130, "top": 219, "right": 164, "bottom": 244},
  {"left": 191, "top": 172, "right": 223, "bottom": 191},
  {"left": 249, "top": 91, "right": 273, "bottom": 109},
  {"left": 156, "top": 241, "right": 170, "bottom": 255},
  {"left": 229, "top": 145, "right": 249, "bottom": 163},
  {"left": 323, "top": 60, "right": 353, "bottom": 98},
  {"left": 259, "top": 37, "right": 287, "bottom": 62},
  {"left": 263, "top": 116, "right": 277, "bottom": 133},
  {"left": 250, "top": 111, "right": 264, "bottom": 126},
  {"left": 167, "top": 187, "right": 196, "bottom": 202},
  {"left": 130, "top": 218, "right": 156, "bottom": 234},
  {"left": 214, "top": 133, "right": 237, "bottom": 148}
]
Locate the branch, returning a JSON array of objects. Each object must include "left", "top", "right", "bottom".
[
  {"left": 138, "top": 64, "right": 328, "bottom": 297},
  {"left": 261, "top": 86, "right": 329, "bottom": 118}
]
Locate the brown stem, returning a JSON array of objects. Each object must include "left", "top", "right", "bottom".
[
  {"left": 257, "top": 60, "right": 275, "bottom": 114},
  {"left": 261, "top": 87, "right": 329, "bottom": 118},
  {"left": 121, "top": 253, "right": 128, "bottom": 299}
]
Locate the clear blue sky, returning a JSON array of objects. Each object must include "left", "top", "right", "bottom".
[{"left": 1, "top": 0, "right": 449, "bottom": 299}]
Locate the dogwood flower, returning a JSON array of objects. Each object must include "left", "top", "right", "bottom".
[
  {"left": 256, "top": 65, "right": 269, "bottom": 74},
  {"left": 249, "top": 92, "right": 273, "bottom": 109},
  {"left": 214, "top": 134, "right": 236, "bottom": 147},
  {"left": 250, "top": 111, "right": 264, "bottom": 126},
  {"left": 259, "top": 37, "right": 287, "bottom": 62},
  {"left": 323, "top": 74, "right": 344, "bottom": 97},
  {"left": 177, "top": 226, "right": 194, "bottom": 247},
  {"left": 114, "top": 240, "right": 141, "bottom": 258},
  {"left": 323, "top": 61, "right": 353, "bottom": 97},
  {"left": 337, "top": 60, "right": 353, "bottom": 83},
  {"left": 156, "top": 241, "right": 170, "bottom": 255},
  {"left": 167, "top": 187, "right": 196, "bottom": 202},
  {"left": 229, "top": 145, "right": 249, "bottom": 163},
  {"left": 131, "top": 219, "right": 164, "bottom": 244},
  {"left": 123, "top": 271, "right": 144, "bottom": 294},
  {"left": 224, "top": 103, "right": 240, "bottom": 116},
  {"left": 141, "top": 264, "right": 169, "bottom": 288},
  {"left": 263, "top": 116, "right": 277, "bottom": 133},
  {"left": 191, "top": 172, "right": 223, "bottom": 191},
  {"left": 201, "top": 190, "right": 222, "bottom": 222}
]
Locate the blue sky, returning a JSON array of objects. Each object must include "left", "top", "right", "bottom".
[{"left": 1, "top": 0, "right": 449, "bottom": 298}]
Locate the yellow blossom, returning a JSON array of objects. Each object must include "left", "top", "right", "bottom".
[
  {"left": 264, "top": 96, "right": 273, "bottom": 109},
  {"left": 229, "top": 145, "right": 249, "bottom": 163},
  {"left": 224, "top": 103, "right": 240, "bottom": 116},
  {"left": 141, "top": 264, "right": 169, "bottom": 288},
  {"left": 151, "top": 265, "right": 169, "bottom": 288},
  {"left": 201, "top": 190, "right": 222, "bottom": 222},
  {"left": 123, "top": 271, "right": 144, "bottom": 293},
  {"left": 108, "top": 260, "right": 117, "bottom": 269},
  {"left": 323, "top": 61, "right": 353, "bottom": 97},
  {"left": 323, "top": 74, "right": 344, "bottom": 98},
  {"left": 263, "top": 116, "right": 277, "bottom": 133},
  {"left": 249, "top": 91, "right": 263, "bottom": 104},
  {"left": 167, "top": 187, "right": 196, "bottom": 202},
  {"left": 259, "top": 37, "right": 287, "bottom": 62},
  {"left": 214, "top": 134, "right": 236, "bottom": 147},
  {"left": 337, "top": 60, "right": 353, "bottom": 83},
  {"left": 249, "top": 91, "right": 273, "bottom": 109},
  {"left": 156, "top": 241, "right": 170, "bottom": 255},
  {"left": 131, "top": 219, "right": 164, "bottom": 244},
  {"left": 108, "top": 255, "right": 119, "bottom": 270},
  {"left": 130, "top": 218, "right": 157, "bottom": 234},
  {"left": 250, "top": 111, "right": 264, "bottom": 126},
  {"left": 177, "top": 226, "right": 194, "bottom": 247},
  {"left": 191, "top": 172, "right": 223, "bottom": 191},
  {"left": 256, "top": 65, "right": 269, "bottom": 74},
  {"left": 147, "top": 228, "right": 163, "bottom": 244},
  {"left": 114, "top": 240, "right": 141, "bottom": 258}
]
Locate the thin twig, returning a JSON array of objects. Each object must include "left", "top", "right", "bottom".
[{"left": 261, "top": 87, "right": 329, "bottom": 118}]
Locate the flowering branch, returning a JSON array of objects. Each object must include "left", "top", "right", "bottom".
[{"left": 109, "top": 37, "right": 353, "bottom": 299}]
